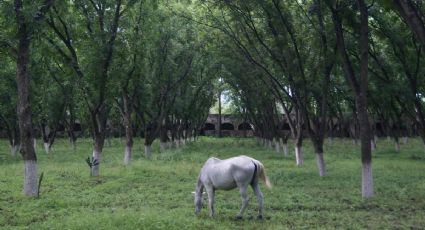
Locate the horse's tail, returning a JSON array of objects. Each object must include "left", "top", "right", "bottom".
[{"left": 253, "top": 160, "right": 272, "bottom": 189}]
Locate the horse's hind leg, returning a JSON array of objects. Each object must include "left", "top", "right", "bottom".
[
  {"left": 205, "top": 186, "right": 215, "bottom": 217},
  {"left": 251, "top": 182, "right": 264, "bottom": 219},
  {"left": 236, "top": 185, "right": 249, "bottom": 219}
]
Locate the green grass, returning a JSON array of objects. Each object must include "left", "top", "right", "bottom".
[{"left": 1, "top": 137, "right": 425, "bottom": 229}]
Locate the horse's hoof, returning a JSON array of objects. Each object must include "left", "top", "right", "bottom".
[{"left": 235, "top": 216, "right": 243, "bottom": 220}]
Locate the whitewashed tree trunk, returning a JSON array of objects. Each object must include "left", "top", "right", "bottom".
[
  {"left": 295, "top": 146, "right": 304, "bottom": 166},
  {"left": 33, "top": 138, "right": 37, "bottom": 150},
  {"left": 160, "top": 141, "right": 167, "bottom": 152},
  {"left": 167, "top": 141, "right": 173, "bottom": 149},
  {"left": 387, "top": 136, "right": 391, "bottom": 142},
  {"left": 145, "top": 145, "right": 152, "bottom": 158},
  {"left": 374, "top": 135, "right": 378, "bottom": 143},
  {"left": 315, "top": 152, "right": 326, "bottom": 177},
  {"left": 175, "top": 140, "right": 180, "bottom": 148},
  {"left": 91, "top": 148, "right": 101, "bottom": 176},
  {"left": 123, "top": 145, "right": 132, "bottom": 166},
  {"left": 329, "top": 137, "right": 333, "bottom": 145},
  {"left": 267, "top": 139, "right": 273, "bottom": 149},
  {"left": 24, "top": 160, "right": 38, "bottom": 196},
  {"left": 362, "top": 161, "right": 374, "bottom": 198},
  {"left": 70, "top": 139, "right": 76, "bottom": 151},
  {"left": 395, "top": 141, "right": 400, "bottom": 152},
  {"left": 403, "top": 136, "right": 408, "bottom": 144},
  {"left": 44, "top": 142, "right": 50, "bottom": 154},
  {"left": 371, "top": 139, "right": 376, "bottom": 151},
  {"left": 282, "top": 143, "right": 289, "bottom": 157},
  {"left": 274, "top": 139, "right": 280, "bottom": 153},
  {"left": 10, "top": 145, "right": 20, "bottom": 157},
  {"left": 183, "top": 131, "right": 187, "bottom": 145},
  {"left": 106, "top": 137, "right": 112, "bottom": 147}
]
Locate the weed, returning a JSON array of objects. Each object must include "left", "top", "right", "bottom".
[{"left": 0, "top": 137, "right": 424, "bottom": 229}]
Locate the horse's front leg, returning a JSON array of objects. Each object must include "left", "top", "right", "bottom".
[
  {"left": 205, "top": 186, "right": 215, "bottom": 217},
  {"left": 252, "top": 182, "right": 264, "bottom": 219},
  {"left": 237, "top": 185, "right": 249, "bottom": 219}
]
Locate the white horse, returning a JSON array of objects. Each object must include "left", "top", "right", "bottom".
[{"left": 194, "top": 155, "right": 272, "bottom": 219}]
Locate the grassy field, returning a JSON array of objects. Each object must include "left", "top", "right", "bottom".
[{"left": 0, "top": 137, "right": 425, "bottom": 229}]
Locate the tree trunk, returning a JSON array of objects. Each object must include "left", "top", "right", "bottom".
[
  {"left": 124, "top": 144, "right": 132, "bottom": 166},
  {"left": 395, "top": 138, "right": 400, "bottom": 152},
  {"left": 282, "top": 142, "right": 289, "bottom": 157},
  {"left": 312, "top": 139, "right": 327, "bottom": 177},
  {"left": 44, "top": 142, "right": 50, "bottom": 154},
  {"left": 358, "top": 0, "right": 373, "bottom": 198},
  {"left": 89, "top": 104, "right": 107, "bottom": 177},
  {"left": 362, "top": 160, "right": 373, "bottom": 198},
  {"left": 6, "top": 126, "right": 20, "bottom": 157},
  {"left": 191, "top": 130, "right": 195, "bottom": 141},
  {"left": 33, "top": 138, "right": 37, "bottom": 150},
  {"left": 182, "top": 130, "right": 187, "bottom": 145},
  {"left": 70, "top": 138, "right": 77, "bottom": 151},
  {"left": 24, "top": 160, "right": 38, "bottom": 196},
  {"left": 160, "top": 141, "right": 167, "bottom": 152},
  {"left": 274, "top": 138, "right": 280, "bottom": 153},
  {"left": 371, "top": 138, "right": 376, "bottom": 151},
  {"left": 91, "top": 137, "right": 104, "bottom": 176},
  {"left": 331, "top": 0, "right": 373, "bottom": 198},
  {"left": 66, "top": 121, "right": 77, "bottom": 151},
  {"left": 122, "top": 93, "right": 133, "bottom": 165},
  {"left": 159, "top": 118, "right": 168, "bottom": 152},
  {"left": 295, "top": 144, "right": 303, "bottom": 166},
  {"left": 10, "top": 130, "right": 21, "bottom": 157},
  {"left": 15, "top": 0, "right": 38, "bottom": 196},
  {"left": 11, "top": 144, "right": 20, "bottom": 158},
  {"left": 315, "top": 152, "right": 326, "bottom": 177},
  {"left": 294, "top": 134, "right": 304, "bottom": 166},
  {"left": 144, "top": 144, "right": 152, "bottom": 158},
  {"left": 294, "top": 131, "right": 304, "bottom": 165}
]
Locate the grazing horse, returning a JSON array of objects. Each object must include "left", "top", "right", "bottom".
[{"left": 194, "top": 155, "right": 272, "bottom": 219}]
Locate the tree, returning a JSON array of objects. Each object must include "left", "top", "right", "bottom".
[
  {"left": 0, "top": 57, "right": 20, "bottom": 157},
  {"left": 389, "top": 0, "right": 425, "bottom": 48},
  {"left": 329, "top": 0, "right": 373, "bottom": 198},
  {"left": 46, "top": 0, "right": 129, "bottom": 176},
  {"left": 13, "top": 0, "right": 54, "bottom": 196}
]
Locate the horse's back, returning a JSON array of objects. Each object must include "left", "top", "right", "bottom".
[
  {"left": 227, "top": 156, "right": 257, "bottom": 183},
  {"left": 200, "top": 155, "right": 257, "bottom": 190}
]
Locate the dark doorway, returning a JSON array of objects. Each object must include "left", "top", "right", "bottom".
[
  {"left": 204, "top": 123, "right": 215, "bottom": 130},
  {"left": 221, "top": 123, "right": 234, "bottom": 130},
  {"left": 238, "top": 122, "right": 253, "bottom": 130}
]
